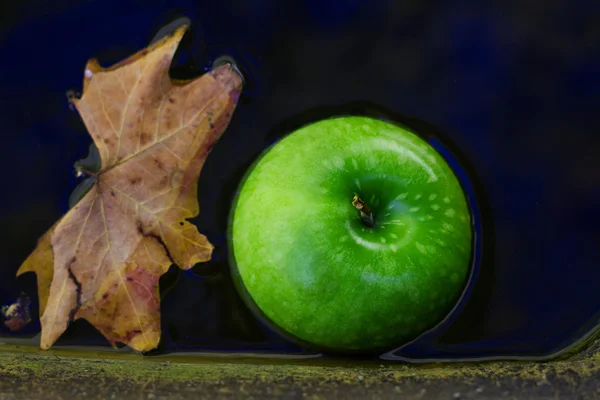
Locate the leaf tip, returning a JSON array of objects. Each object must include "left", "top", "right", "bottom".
[{"left": 129, "top": 330, "right": 160, "bottom": 352}]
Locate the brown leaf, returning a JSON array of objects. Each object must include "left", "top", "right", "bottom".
[
  {"left": 17, "top": 224, "right": 56, "bottom": 316},
  {"left": 16, "top": 24, "right": 243, "bottom": 351}
]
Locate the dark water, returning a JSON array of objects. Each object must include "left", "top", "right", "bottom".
[{"left": 1, "top": 0, "right": 600, "bottom": 362}]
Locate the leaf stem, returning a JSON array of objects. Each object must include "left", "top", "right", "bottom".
[{"left": 75, "top": 167, "right": 98, "bottom": 179}]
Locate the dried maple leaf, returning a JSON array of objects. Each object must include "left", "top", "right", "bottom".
[{"left": 16, "top": 25, "right": 243, "bottom": 351}]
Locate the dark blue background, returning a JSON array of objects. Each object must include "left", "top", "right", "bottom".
[{"left": 1, "top": 0, "right": 599, "bottom": 359}]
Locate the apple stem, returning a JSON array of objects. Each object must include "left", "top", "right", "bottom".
[{"left": 352, "top": 194, "right": 375, "bottom": 228}]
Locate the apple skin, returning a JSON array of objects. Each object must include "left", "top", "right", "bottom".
[{"left": 229, "top": 116, "right": 472, "bottom": 352}]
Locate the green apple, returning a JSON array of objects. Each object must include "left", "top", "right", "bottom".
[{"left": 228, "top": 116, "right": 472, "bottom": 352}]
